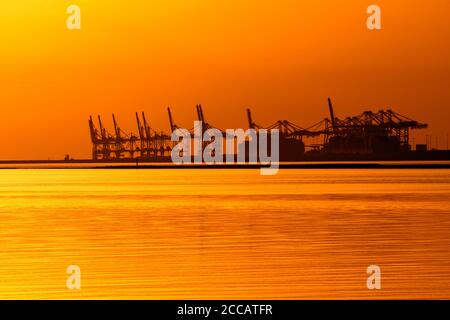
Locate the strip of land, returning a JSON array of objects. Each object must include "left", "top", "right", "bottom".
[{"left": 1, "top": 161, "right": 450, "bottom": 169}]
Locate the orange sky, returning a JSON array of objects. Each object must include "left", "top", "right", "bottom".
[{"left": 0, "top": 0, "right": 449, "bottom": 159}]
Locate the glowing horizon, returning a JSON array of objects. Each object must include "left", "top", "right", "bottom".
[{"left": 0, "top": 0, "right": 449, "bottom": 159}]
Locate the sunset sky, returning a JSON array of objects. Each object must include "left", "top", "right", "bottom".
[{"left": 0, "top": 0, "right": 449, "bottom": 159}]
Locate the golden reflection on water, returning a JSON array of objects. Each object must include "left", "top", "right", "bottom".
[{"left": 0, "top": 168, "right": 450, "bottom": 299}]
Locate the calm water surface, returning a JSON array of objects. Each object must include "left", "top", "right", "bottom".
[{"left": 0, "top": 168, "right": 449, "bottom": 299}]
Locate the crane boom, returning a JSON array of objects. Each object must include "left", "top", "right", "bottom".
[
  {"left": 328, "top": 98, "right": 337, "bottom": 133},
  {"left": 112, "top": 114, "right": 120, "bottom": 139},
  {"left": 142, "top": 112, "right": 151, "bottom": 139},
  {"left": 135, "top": 112, "right": 145, "bottom": 139},
  {"left": 167, "top": 107, "right": 175, "bottom": 131},
  {"left": 247, "top": 108, "right": 253, "bottom": 129}
]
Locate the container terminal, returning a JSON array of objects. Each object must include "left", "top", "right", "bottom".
[{"left": 86, "top": 98, "right": 449, "bottom": 162}]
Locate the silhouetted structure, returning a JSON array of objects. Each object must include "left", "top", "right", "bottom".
[
  {"left": 246, "top": 108, "right": 320, "bottom": 160},
  {"left": 307, "top": 99, "right": 428, "bottom": 154},
  {"left": 88, "top": 99, "right": 429, "bottom": 161},
  {"left": 89, "top": 113, "right": 172, "bottom": 160}
]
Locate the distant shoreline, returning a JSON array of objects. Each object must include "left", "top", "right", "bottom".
[
  {"left": 1, "top": 161, "right": 450, "bottom": 170},
  {"left": 2, "top": 151, "right": 450, "bottom": 169},
  {"left": 2, "top": 150, "right": 450, "bottom": 166},
  {"left": 98, "top": 163, "right": 450, "bottom": 169}
]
